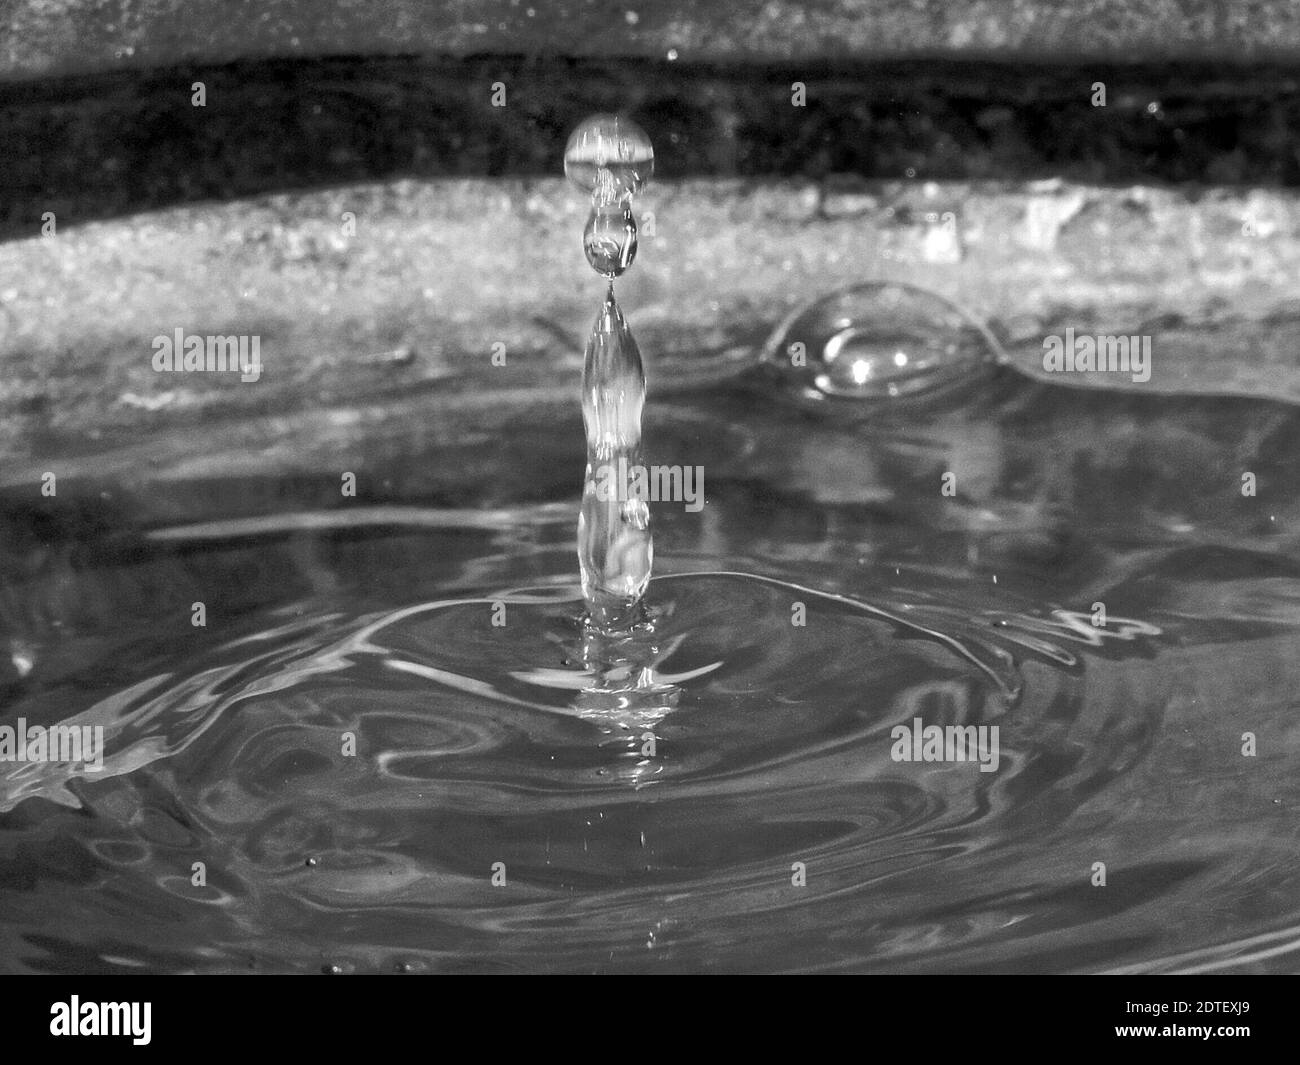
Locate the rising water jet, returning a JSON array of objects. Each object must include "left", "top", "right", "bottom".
[{"left": 566, "top": 114, "right": 656, "bottom": 631}]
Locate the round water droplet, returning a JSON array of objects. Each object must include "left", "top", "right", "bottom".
[
  {"left": 584, "top": 202, "right": 638, "bottom": 278},
  {"left": 564, "top": 114, "right": 654, "bottom": 200},
  {"left": 760, "top": 282, "right": 1005, "bottom": 402}
]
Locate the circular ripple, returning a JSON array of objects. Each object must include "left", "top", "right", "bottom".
[{"left": 0, "top": 571, "right": 1179, "bottom": 973}]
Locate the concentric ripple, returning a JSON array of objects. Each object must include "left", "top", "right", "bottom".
[
  {"left": 1, "top": 559, "right": 1212, "bottom": 974},
  {"left": 4, "top": 332, "right": 1300, "bottom": 972}
]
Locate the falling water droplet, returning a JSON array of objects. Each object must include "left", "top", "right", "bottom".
[
  {"left": 564, "top": 114, "right": 654, "bottom": 200},
  {"left": 761, "top": 281, "right": 1005, "bottom": 402},
  {"left": 584, "top": 201, "right": 638, "bottom": 278},
  {"left": 578, "top": 287, "right": 653, "bottom": 628}
]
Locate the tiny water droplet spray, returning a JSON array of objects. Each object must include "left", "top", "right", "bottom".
[{"left": 565, "top": 115, "right": 655, "bottom": 629}]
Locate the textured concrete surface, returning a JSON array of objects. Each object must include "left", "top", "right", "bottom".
[
  {"left": 6, "top": 6, "right": 1296, "bottom": 494},
  {"left": 4, "top": 0, "right": 1300, "bottom": 79},
  {"left": 6, "top": 55, "right": 1298, "bottom": 240},
  {"left": 2, "top": 177, "right": 1297, "bottom": 483}
]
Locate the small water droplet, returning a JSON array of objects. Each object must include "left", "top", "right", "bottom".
[
  {"left": 322, "top": 963, "right": 342, "bottom": 974},
  {"left": 564, "top": 114, "right": 654, "bottom": 199},
  {"left": 305, "top": 856, "right": 317, "bottom": 867},
  {"left": 583, "top": 202, "right": 638, "bottom": 278}
]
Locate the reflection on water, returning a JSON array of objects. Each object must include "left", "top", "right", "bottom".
[{"left": 2, "top": 300, "right": 1300, "bottom": 973}]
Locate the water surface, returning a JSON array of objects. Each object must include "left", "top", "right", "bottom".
[{"left": 2, "top": 336, "right": 1299, "bottom": 974}]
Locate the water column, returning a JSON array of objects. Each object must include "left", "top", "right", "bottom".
[{"left": 564, "top": 115, "right": 656, "bottom": 630}]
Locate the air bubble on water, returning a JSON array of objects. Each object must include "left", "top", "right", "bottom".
[
  {"left": 564, "top": 114, "right": 654, "bottom": 200},
  {"left": 760, "top": 281, "right": 1005, "bottom": 402}
]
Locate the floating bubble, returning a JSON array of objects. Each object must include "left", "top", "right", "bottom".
[
  {"left": 564, "top": 114, "right": 654, "bottom": 200},
  {"left": 761, "top": 282, "right": 1005, "bottom": 402}
]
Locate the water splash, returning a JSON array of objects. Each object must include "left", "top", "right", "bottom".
[
  {"left": 578, "top": 288, "right": 653, "bottom": 627},
  {"left": 4, "top": 113, "right": 1296, "bottom": 976},
  {"left": 568, "top": 115, "right": 656, "bottom": 629},
  {"left": 4, "top": 377, "right": 1300, "bottom": 972}
]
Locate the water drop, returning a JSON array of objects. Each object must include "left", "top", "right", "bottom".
[
  {"left": 584, "top": 202, "right": 638, "bottom": 278},
  {"left": 564, "top": 114, "right": 654, "bottom": 200}
]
